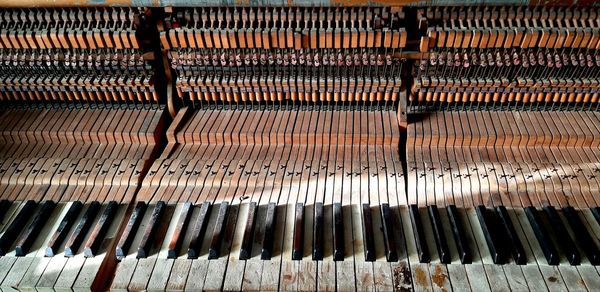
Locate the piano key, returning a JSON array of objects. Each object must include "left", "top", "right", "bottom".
[
  {"left": 208, "top": 201, "right": 228, "bottom": 260},
  {"left": 524, "top": 206, "right": 559, "bottom": 265},
  {"left": 168, "top": 201, "right": 193, "bottom": 259},
  {"left": 495, "top": 205, "right": 527, "bottom": 265},
  {"left": 312, "top": 202, "right": 323, "bottom": 261},
  {"left": 562, "top": 208, "right": 599, "bottom": 265},
  {"left": 239, "top": 202, "right": 256, "bottom": 260},
  {"left": 0, "top": 200, "right": 12, "bottom": 223},
  {"left": 409, "top": 204, "right": 429, "bottom": 263},
  {"left": 543, "top": 206, "right": 580, "bottom": 265},
  {"left": 591, "top": 207, "right": 600, "bottom": 228},
  {"left": 475, "top": 205, "right": 505, "bottom": 265},
  {"left": 137, "top": 201, "right": 166, "bottom": 258},
  {"left": 188, "top": 201, "right": 211, "bottom": 259},
  {"left": 261, "top": 202, "right": 276, "bottom": 260},
  {"left": 46, "top": 201, "right": 83, "bottom": 257},
  {"left": 332, "top": 202, "right": 344, "bottom": 261},
  {"left": 380, "top": 203, "right": 398, "bottom": 262},
  {"left": 361, "top": 203, "right": 376, "bottom": 262},
  {"left": 83, "top": 201, "right": 118, "bottom": 258},
  {"left": 446, "top": 205, "right": 471, "bottom": 264},
  {"left": 0, "top": 200, "right": 37, "bottom": 256},
  {"left": 64, "top": 201, "right": 100, "bottom": 257},
  {"left": 427, "top": 205, "right": 450, "bottom": 264},
  {"left": 116, "top": 201, "right": 147, "bottom": 259},
  {"left": 292, "top": 202, "right": 304, "bottom": 261},
  {"left": 15, "top": 200, "right": 56, "bottom": 256}
]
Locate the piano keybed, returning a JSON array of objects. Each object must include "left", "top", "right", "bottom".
[{"left": 0, "top": 3, "right": 599, "bottom": 292}]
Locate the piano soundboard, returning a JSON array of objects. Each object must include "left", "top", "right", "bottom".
[{"left": 0, "top": 2, "right": 599, "bottom": 292}]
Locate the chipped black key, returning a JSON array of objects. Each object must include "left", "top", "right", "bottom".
[
  {"left": 525, "top": 206, "right": 559, "bottom": 265},
  {"left": 476, "top": 205, "right": 505, "bottom": 264},
  {"left": 292, "top": 203, "right": 304, "bottom": 261},
  {"left": 544, "top": 206, "right": 580, "bottom": 265},
  {"left": 137, "top": 201, "right": 166, "bottom": 258},
  {"left": 239, "top": 202, "right": 256, "bottom": 260},
  {"left": 0, "top": 200, "right": 37, "bottom": 255},
  {"left": 16, "top": 200, "right": 56, "bottom": 256},
  {"left": 188, "top": 202, "right": 211, "bottom": 259},
  {"left": 446, "top": 205, "right": 471, "bottom": 264},
  {"left": 313, "top": 202, "right": 324, "bottom": 260},
  {"left": 428, "top": 205, "right": 450, "bottom": 264},
  {"left": 563, "top": 207, "right": 600, "bottom": 265},
  {"left": 64, "top": 201, "right": 100, "bottom": 257},
  {"left": 495, "top": 206, "right": 526, "bottom": 265},
  {"left": 362, "top": 203, "right": 376, "bottom": 262},
  {"left": 46, "top": 201, "right": 83, "bottom": 257},
  {"left": 409, "top": 204, "right": 429, "bottom": 263},
  {"left": 261, "top": 202, "right": 277, "bottom": 260},
  {"left": 333, "top": 202, "right": 344, "bottom": 261},
  {"left": 168, "top": 202, "right": 194, "bottom": 259},
  {"left": 116, "top": 201, "right": 147, "bottom": 259},
  {"left": 380, "top": 203, "right": 398, "bottom": 262},
  {"left": 208, "top": 201, "right": 229, "bottom": 260},
  {"left": 84, "top": 201, "right": 118, "bottom": 258}
]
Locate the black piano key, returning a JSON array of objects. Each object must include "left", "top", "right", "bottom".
[
  {"left": 524, "top": 206, "right": 559, "bottom": 265},
  {"left": 428, "top": 205, "right": 450, "bottom": 264},
  {"left": 495, "top": 206, "right": 527, "bottom": 265},
  {"left": 115, "top": 201, "right": 147, "bottom": 259},
  {"left": 333, "top": 202, "right": 344, "bottom": 261},
  {"left": 64, "top": 201, "right": 100, "bottom": 257},
  {"left": 188, "top": 201, "right": 211, "bottom": 259},
  {"left": 446, "top": 205, "right": 471, "bottom": 264},
  {"left": 0, "top": 200, "right": 37, "bottom": 255},
  {"left": 543, "top": 206, "right": 581, "bottom": 265},
  {"left": 409, "top": 204, "right": 429, "bottom": 263},
  {"left": 261, "top": 202, "right": 277, "bottom": 260},
  {"left": 137, "top": 201, "right": 166, "bottom": 259},
  {"left": 292, "top": 203, "right": 304, "bottom": 260},
  {"left": 15, "top": 200, "right": 56, "bottom": 256},
  {"left": 362, "top": 203, "right": 376, "bottom": 262},
  {"left": 312, "top": 202, "right": 324, "bottom": 261},
  {"left": 84, "top": 201, "right": 118, "bottom": 258},
  {"left": 46, "top": 201, "right": 83, "bottom": 257},
  {"left": 0, "top": 199, "right": 12, "bottom": 223},
  {"left": 476, "top": 205, "right": 505, "bottom": 264},
  {"left": 591, "top": 207, "right": 600, "bottom": 226},
  {"left": 239, "top": 202, "right": 257, "bottom": 260},
  {"left": 168, "top": 202, "right": 194, "bottom": 259},
  {"left": 208, "top": 202, "right": 229, "bottom": 260},
  {"left": 563, "top": 207, "right": 600, "bottom": 265},
  {"left": 380, "top": 203, "right": 398, "bottom": 262}
]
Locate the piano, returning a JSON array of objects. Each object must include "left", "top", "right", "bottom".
[{"left": 0, "top": 2, "right": 599, "bottom": 292}]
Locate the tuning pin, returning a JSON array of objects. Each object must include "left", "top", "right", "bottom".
[
  {"left": 586, "top": 54, "right": 593, "bottom": 68},
  {"left": 385, "top": 55, "right": 392, "bottom": 66},
  {"left": 463, "top": 53, "right": 470, "bottom": 68},
  {"left": 578, "top": 53, "right": 586, "bottom": 67},
  {"left": 595, "top": 55, "right": 600, "bottom": 67},
  {"left": 454, "top": 52, "right": 461, "bottom": 67}
]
